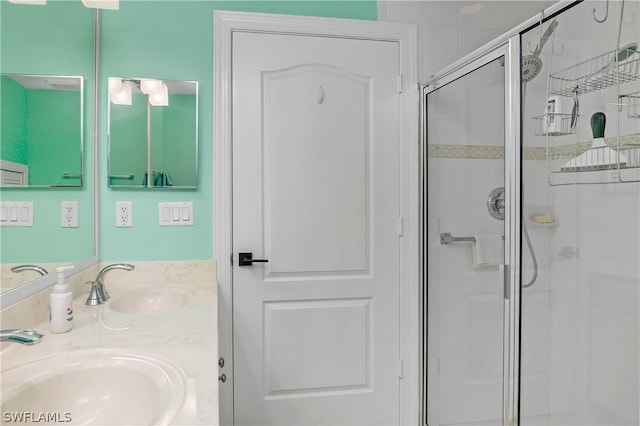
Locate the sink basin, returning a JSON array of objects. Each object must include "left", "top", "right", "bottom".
[
  {"left": 107, "top": 285, "right": 194, "bottom": 315},
  {"left": 1, "top": 349, "right": 185, "bottom": 425}
]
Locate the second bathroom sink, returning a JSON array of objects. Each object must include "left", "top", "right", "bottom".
[
  {"left": 1, "top": 349, "right": 185, "bottom": 425},
  {"left": 107, "top": 284, "right": 195, "bottom": 315}
]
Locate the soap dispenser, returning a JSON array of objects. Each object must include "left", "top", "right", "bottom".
[{"left": 50, "top": 265, "right": 74, "bottom": 333}]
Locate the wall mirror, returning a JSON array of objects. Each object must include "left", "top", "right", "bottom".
[
  {"left": 0, "top": 1, "right": 97, "bottom": 308},
  {"left": 1, "top": 74, "right": 84, "bottom": 188},
  {"left": 108, "top": 78, "right": 198, "bottom": 189}
]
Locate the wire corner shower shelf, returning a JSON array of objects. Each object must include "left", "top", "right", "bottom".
[
  {"left": 546, "top": 135, "right": 640, "bottom": 185},
  {"left": 533, "top": 113, "right": 577, "bottom": 136},
  {"left": 548, "top": 48, "right": 639, "bottom": 97},
  {"left": 619, "top": 91, "right": 640, "bottom": 119},
  {"left": 542, "top": 47, "right": 640, "bottom": 185},
  {"left": 549, "top": 139, "right": 640, "bottom": 170}
]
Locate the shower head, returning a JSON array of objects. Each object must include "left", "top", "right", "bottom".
[
  {"left": 522, "top": 19, "right": 558, "bottom": 83},
  {"left": 522, "top": 55, "right": 543, "bottom": 82},
  {"left": 533, "top": 19, "right": 558, "bottom": 56}
]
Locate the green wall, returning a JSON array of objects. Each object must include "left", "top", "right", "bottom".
[
  {"left": 1, "top": 77, "right": 82, "bottom": 186},
  {"left": 26, "top": 90, "right": 82, "bottom": 186},
  {"left": 156, "top": 94, "right": 198, "bottom": 187},
  {"left": 0, "top": 0, "right": 377, "bottom": 264},
  {"left": 99, "top": 0, "right": 377, "bottom": 262},
  {"left": 110, "top": 92, "right": 197, "bottom": 187},
  {"left": 109, "top": 93, "right": 148, "bottom": 185},
  {"left": 0, "top": 0, "right": 94, "bottom": 263},
  {"left": 1, "top": 76, "right": 29, "bottom": 165}
]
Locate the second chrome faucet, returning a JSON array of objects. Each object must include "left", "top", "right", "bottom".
[
  {"left": 86, "top": 263, "right": 135, "bottom": 306},
  {"left": 11, "top": 265, "right": 48, "bottom": 276}
]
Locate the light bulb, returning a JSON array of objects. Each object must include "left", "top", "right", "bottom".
[
  {"left": 140, "top": 79, "right": 163, "bottom": 95},
  {"left": 111, "top": 81, "right": 132, "bottom": 106},
  {"left": 81, "top": 0, "right": 119, "bottom": 10},
  {"left": 149, "top": 83, "right": 169, "bottom": 107},
  {"left": 108, "top": 77, "right": 122, "bottom": 94},
  {"left": 8, "top": 0, "right": 46, "bottom": 5}
]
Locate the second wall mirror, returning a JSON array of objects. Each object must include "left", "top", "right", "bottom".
[
  {"left": 1, "top": 74, "right": 84, "bottom": 188},
  {"left": 108, "top": 77, "right": 198, "bottom": 189}
]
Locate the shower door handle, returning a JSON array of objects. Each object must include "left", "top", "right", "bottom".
[
  {"left": 501, "top": 264, "right": 509, "bottom": 299},
  {"left": 238, "top": 252, "right": 269, "bottom": 266}
]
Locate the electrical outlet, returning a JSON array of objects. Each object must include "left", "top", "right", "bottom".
[
  {"left": 60, "top": 201, "right": 78, "bottom": 228},
  {"left": 116, "top": 201, "right": 132, "bottom": 227}
]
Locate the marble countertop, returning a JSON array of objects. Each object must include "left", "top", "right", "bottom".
[{"left": 0, "top": 281, "right": 218, "bottom": 425}]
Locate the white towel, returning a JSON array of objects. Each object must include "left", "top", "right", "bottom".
[{"left": 472, "top": 235, "right": 503, "bottom": 267}]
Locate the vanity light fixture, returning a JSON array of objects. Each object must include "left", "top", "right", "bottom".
[
  {"left": 9, "top": 0, "right": 119, "bottom": 8},
  {"left": 108, "top": 77, "right": 123, "bottom": 94},
  {"left": 45, "top": 77, "right": 80, "bottom": 90},
  {"left": 148, "top": 83, "right": 169, "bottom": 107},
  {"left": 8, "top": 0, "right": 46, "bottom": 4},
  {"left": 109, "top": 78, "right": 132, "bottom": 106},
  {"left": 81, "top": 0, "right": 119, "bottom": 10},
  {"left": 140, "top": 79, "right": 164, "bottom": 95}
]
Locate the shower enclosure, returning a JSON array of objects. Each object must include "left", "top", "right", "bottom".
[{"left": 422, "top": 1, "right": 639, "bottom": 425}]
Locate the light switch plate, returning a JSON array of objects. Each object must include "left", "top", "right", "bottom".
[
  {"left": 0, "top": 202, "right": 33, "bottom": 227},
  {"left": 159, "top": 202, "right": 193, "bottom": 226}
]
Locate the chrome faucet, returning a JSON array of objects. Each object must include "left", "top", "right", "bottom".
[
  {"left": 11, "top": 265, "right": 48, "bottom": 276},
  {"left": 0, "top": 329, "right": 44, "bottom": 345},
  {"left": 86, "top": 263, "right": 134, "bottom": 305}
]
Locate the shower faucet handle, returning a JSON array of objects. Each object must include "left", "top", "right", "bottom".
[{"left": 487, "top": 187, "right": 505, "bottom": 220}]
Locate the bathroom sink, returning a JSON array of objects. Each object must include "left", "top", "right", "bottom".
[
  {"left": 1, "top": 349, "right": 185, "bottom": 425},
  {"left": 107, "top": 285, "right": 194, "bottom": 315}
]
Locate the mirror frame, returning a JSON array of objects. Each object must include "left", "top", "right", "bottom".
[
  {"left": 0, "top": 73, "right": 85, "bottom": 188},
  {"left": 107, "top": 77, "right": 199, "bottom": 189},
  {"left": 0, "top": 10, "right": 100, "bottom": 310}
]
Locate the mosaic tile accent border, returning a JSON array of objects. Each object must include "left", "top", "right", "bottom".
[
  {"left": 427, "top": 144, "right": 504, "bottom": 159},
  {"left": 523, "top": 147, "right": 546, "bottom": 160},
  {"left": 428, "top": 132, "right": 640, "bottom": 160}
]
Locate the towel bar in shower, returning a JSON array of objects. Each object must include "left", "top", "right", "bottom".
[{"left": 440, "top": 232, "right": 504, "bottom": 245}]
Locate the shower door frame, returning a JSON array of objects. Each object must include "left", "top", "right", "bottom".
[
  {"left": 421, "top": 2, "right": 578, "bottom": 424},
  {"left": 421, "top": 36, "right": 523, "bottom": 426}
]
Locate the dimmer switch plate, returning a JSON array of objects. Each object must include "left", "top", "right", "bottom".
[
  {"left": 158, "top": 202, "right": 193, "bottom": 226},
  {"left": 60, "top": 201, "right": 78, "bottom": 228},
  {"left": 0, "top": 202, "right": 33, "bottom": 227},
  {"left": 116, "top": 201, "right": 132, "bottom": 227}
]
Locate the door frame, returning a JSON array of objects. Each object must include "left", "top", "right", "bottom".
[{"left": 213, "top": 10, "right": 420, "bottom": 425}]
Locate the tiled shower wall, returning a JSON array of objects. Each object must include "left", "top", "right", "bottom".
[
  {"left": 379, "top": 1, "right": 555, "bottom": 82},
  {"left": 521, "top": 2, "right": 639, "bottom": 425},
  {"left": 392, "top": 1, "right": 639, "bottom": 425},
  {"left": 380, "top": 2, "right": 556, "bottom": 424},
  {"left": 424, "top": 57, "right": 552, "bottom": 425},
  {"left": 425, "top": 59, "right": 505, "bottom": 425}
]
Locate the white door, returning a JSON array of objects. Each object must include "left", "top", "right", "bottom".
[{"left": 232, "top": 30, "right": 402, "bottom": 425}]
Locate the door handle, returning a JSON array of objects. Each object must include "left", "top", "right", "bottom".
[
  {"left": 238, "top": 252, "right": 269, "bottom": 266},
  {"left": 501, "top": 264, "right": 509, "bottom": 300}
]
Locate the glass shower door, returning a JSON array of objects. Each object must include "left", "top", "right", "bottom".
[
  {"left": 425, "top": 54, "right": 509, "bottom": 426},
  {"left": 519, "top": 2, "right": 640, "bottom": 425}
]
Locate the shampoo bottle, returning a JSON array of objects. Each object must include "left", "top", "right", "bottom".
[{"left": 50, "top": 265, "right": 74, "bottom": 333}]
